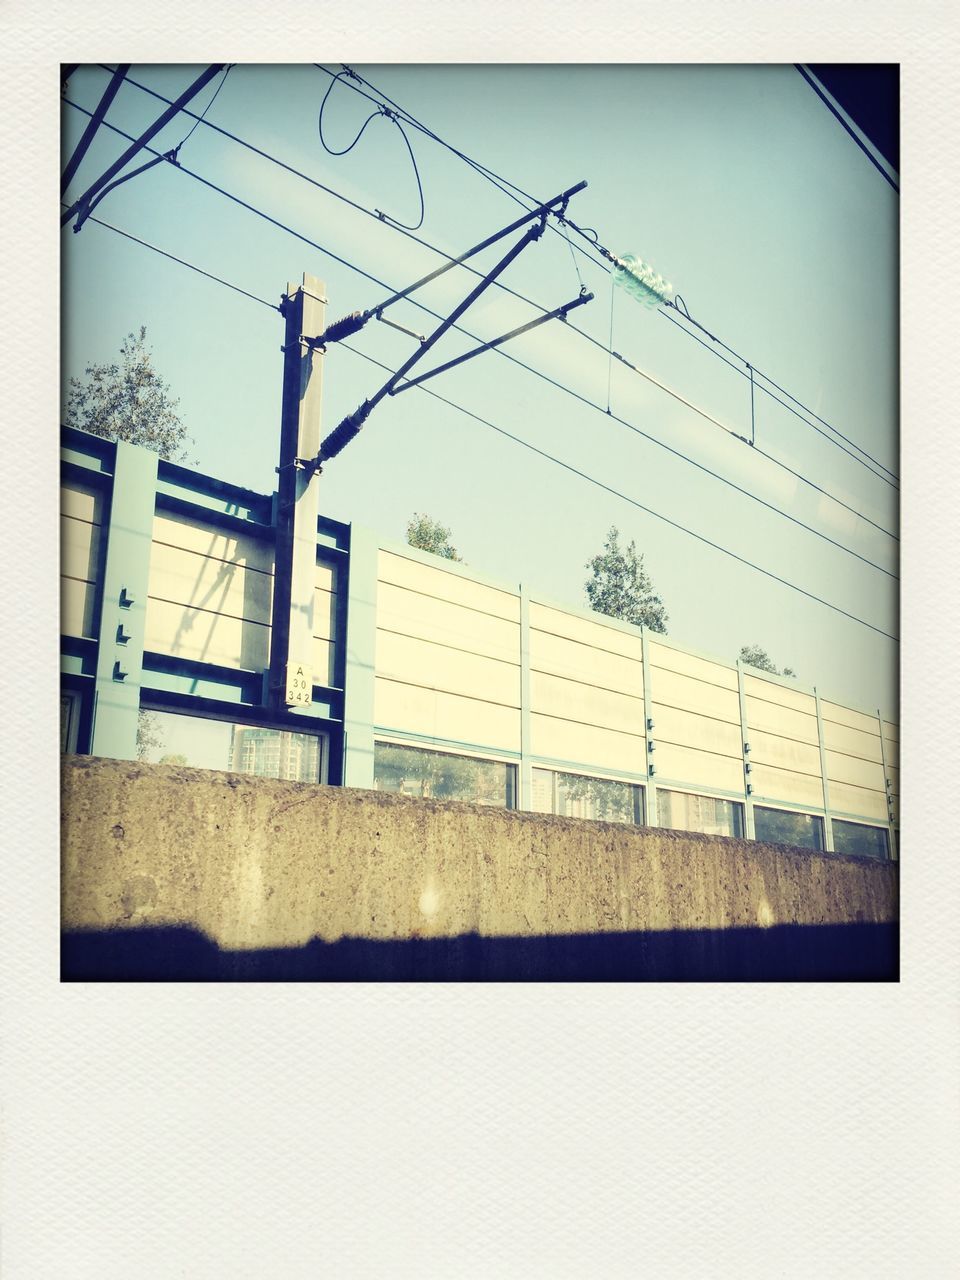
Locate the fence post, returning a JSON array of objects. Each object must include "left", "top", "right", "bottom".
[
  {"left": 519, "top": 585, "right": 532, "bottom": 811},
  {"left": 640, "top": 629, "right": 658, "bottom": 828},
  {"left": 90, "top": 440, "right": 158, "bottom": 761},
  {"left": 341, "top": 524, "right": 378, "bottom": 789},
  {"left": 737, "top": 659, "right": 756, "bottom": 840},
  {"left": 814, "top": 689, "right": 834, "bottom": 851},
  {"left": 877, "top": 708, "right": 898, "bottom": 861}
]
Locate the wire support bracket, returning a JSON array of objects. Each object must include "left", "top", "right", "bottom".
[
  {"left": 391, "top": 290, "right": 594, "bottom": 395},
  {"left": 299, "top": 186, "right": 591, "bottom": 470},
  {"left": 61, "top": 63, "right": 226, "bottom": 230}
]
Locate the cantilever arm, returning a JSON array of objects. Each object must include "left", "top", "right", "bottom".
[{"left": 392, "top": 291, "right": 594, "bottom": 394}]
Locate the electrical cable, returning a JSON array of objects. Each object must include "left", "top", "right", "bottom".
[
  {"left": 319, "top": 62, "right": 900, "bottom": 488},
  {"left": 318, "top": 68, "right": 384, "bottom": 155},
  {"left": 64, "top": 170, "right": 897, "bottom": 636},
  {"left": 63, "top": 96, "right": 899, "bottom": 578},
  {"left": 338, "top": 339, "right": 898, "bottom": 643},
  {"left": 343, "top": 64, "right": 623, "bottom": 268},
  {"left": 105, "top": 68, "right": 897, "bottom": 534},
  {"left": 659, "top": 305, "right": 899, "bottom": 485},
  {"left": 176, "top": 64, "right": 232, "bottom": 153},
  {"left": 380, "top": 116, "right": 425, "bottom": 230},
  {"left": 318, "top": 67, "right": 425, "bottom": 230},
  {"left": 314, "top": 63, "right": 611, "bottom": 273},
  {"left": 73, "top": 209, "right": 281, "bottom": 311}
]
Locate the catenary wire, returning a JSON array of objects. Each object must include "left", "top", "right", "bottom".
[
  {"left": 175, "top": 64, "right": 233, "bottom": 154},
  {"left": 90, "top": 70, "right": 898, "bottom": 539},
  {"left": 314, "top": 63, "right": 610, "bottom": 273},
  {"left": 318, "top": 68, "right": 384, "bottom": 155},
  {"left": 65, "top": 176, "right": 898, "bottom": 638},
  {"left": 65, "top": 199, "right": 901, "bottom": 639},
  {"left": 320, "top": 62, "right": 900, "bottom": 488},
  {"left": 341, "top": 62, "right": 900, "bottom": 484},
  {"left": 333, "top": 62, "right": 617, "bottom": 267},
  {"left": 72, "top": 210, "right": 281, "bottom": 311},
  {"left": 659, "top": 305, "right": 899, "bottom": 486},
  {"left": 63, "top": 97, "right": 899, "bottom": 579},
  {"left": 318, "top": 68, "right": 425, "bottom": 229},
  {"left": 337, "top": 339, "right": 898, "bottom": 643},
  {"left": 103, "top": 68, "right": 545, "bottom": 314}
]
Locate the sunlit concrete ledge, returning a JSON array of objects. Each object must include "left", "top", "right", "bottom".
[{"left": 61, "top": 756, "right": 898, "bottom": 980}]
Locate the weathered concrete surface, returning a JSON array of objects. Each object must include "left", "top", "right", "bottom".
[{"left": 61, "top": 758, "right": 898, "bottom": 981}]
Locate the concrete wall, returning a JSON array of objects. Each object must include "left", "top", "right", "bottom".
[{"left": 61, "top": 757, "right": 898, "bottom": 981}]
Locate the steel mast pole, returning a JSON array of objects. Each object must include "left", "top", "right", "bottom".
[{"left": 267, "top": 274, "right": 326, "bottom": 711}]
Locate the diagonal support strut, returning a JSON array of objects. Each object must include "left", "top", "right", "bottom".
[
  {"left": 391, "top": 290, "right": 593, "bottom": 394},
  {"left": 61, "top": 64, "right": 225, "bottom": 230}
]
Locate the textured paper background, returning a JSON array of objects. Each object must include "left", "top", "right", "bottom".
[{"left": 2, "top": 4, "right": 958, "bottom": 1275}]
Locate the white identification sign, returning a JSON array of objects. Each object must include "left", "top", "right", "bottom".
[{"left": 284, "top": 662, "right": 313, "bottom": 706}]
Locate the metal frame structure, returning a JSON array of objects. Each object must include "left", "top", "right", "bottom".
[
  {"left": 60, "top": 422, "right": 898, "bottom": 860},
  {"left": 61, "top": 426, "right": 349, "bottom": 782}
]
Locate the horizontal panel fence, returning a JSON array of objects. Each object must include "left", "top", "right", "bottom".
[
  {"left": 365, "top": 541, "right": 898, "bottom": 860},
  {"left": 62, "top": 427, "right": 898, "bottom": 859}
]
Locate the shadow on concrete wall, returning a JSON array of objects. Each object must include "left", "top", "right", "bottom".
[{"left": 62, "top": 920, "right": 898, "bottom": 982}]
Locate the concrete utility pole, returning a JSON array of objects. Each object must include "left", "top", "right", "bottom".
[{"left": 267, "top": 274, "right": 326, "bottom": 711}]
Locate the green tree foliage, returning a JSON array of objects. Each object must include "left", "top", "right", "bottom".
[
  {"left": 584, "top": 526, "right": 668, "bottom": 632},
  {"left": 405, "top": 513, "right": 462, "bottom": 561},
  {"left": 64, "top": 327, "right": 191, "bottom": 461},
  {"left": 136, "top": 710, "right": 164, "bottom": 761},
  {"left": 738, "top": 645, "right": 797, "bottom": 678}
]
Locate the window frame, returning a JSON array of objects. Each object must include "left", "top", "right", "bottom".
[
  {"left": 373, "top": 737, "right": 518, "bottom": 810},
  {"left": 753, "top": 804, "right": 826, "bottom": 852},
  {"left": 531, "top": 764, "right": 646, "bottom": 826},
  {"left": 137, "top": 699, "right": 329, "bottom": 784},
  {"left": 831, "top": 817, "right": 890, "bottom": 861},
  {"left": 657, "top": 786, "right": 745, "bottom": 839}
]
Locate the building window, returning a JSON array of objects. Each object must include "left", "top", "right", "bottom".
[
  {"left": 658, "top": 788, "right": 744, "bottom": 838},
  {"left": 532, "top": 767, "right": 644, "bottom": 825},
  {"left": 137, "top": 708, "right": 325, "bottom": 783},
  {"left": 754, "top": 806, "right": 825, "bottom": 852},
  {"left": 832, "top": 819, "right": 889, "bottom": 861},
  {"left": 61, "top": 691, "right": 82, "bottom": 753},
  {"left": 374, "top": 741, "right": 516, "bottom": 808}
]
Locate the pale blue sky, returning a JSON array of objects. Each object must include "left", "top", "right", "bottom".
[{"left": 61, "top": 63, "right": 898, "bottom": 718}]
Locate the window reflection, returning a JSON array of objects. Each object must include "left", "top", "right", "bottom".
[
  {"left": 754, "top": 806, "right": 825, "bottom": 851},
  {"left": 374, "top": 741, "right": 516, "bottom": 808},
  {"left": 658, "top": 788, "right": 744, "bottom": 838},
  {"left": 61, "top": 691, "right": 81, "bottom": 753},
  {"left": 138, "top": 709, "right": 323, "bottom": 783},
  {"left": 832, "top": 819, "right": 889, "bottom": 860},
  {"left": 532, "top": 767, "right": 644, "bottom": 825}
]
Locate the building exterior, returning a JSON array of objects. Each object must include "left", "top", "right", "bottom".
[{"left": 60, "top": 425, "right": 900, "bottom": 860}]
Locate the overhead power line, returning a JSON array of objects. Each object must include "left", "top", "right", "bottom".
[
  {"left": 73, "top": 210, "right": 281, "bottom": 312},
  {"left": 64, "top": 95, "right": 898, "bottom": 579},
  {"left": 80, "top": 72, "right": 898, "bottom": 540},
  {"left": 63, "top": 205, "right": 898, "bottom": 642},
  {"left": 659, "top": 304, "right": 899, "bottom": 487},
  {"left": 338, "top": 340, "right": 898, "bottom": 644},
  {"left": 317, "top": 67, "right": 425, "bottom": 230},
  {"left": 317, "top": 62, "right": 900, "bottom": 489},
  {"left": 313, "top": 63, "right": 611, "bottom": 273}
]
